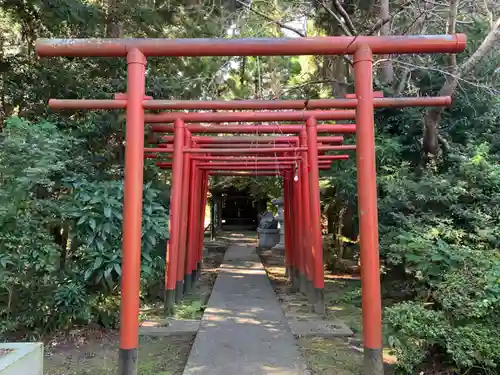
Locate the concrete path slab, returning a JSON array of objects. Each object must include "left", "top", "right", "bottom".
[
  {"left": 182, "top": 239, "right": 310, "bottom": 375},
  {"left": 139, "top": 319, "right": 200, "bottom": 336}
]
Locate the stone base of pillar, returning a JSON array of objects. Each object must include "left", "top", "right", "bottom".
[
  {"left": 272, "top": 242, "right": 285, "bottom": 251},
  {"left": 271, "top": 196, "right": 286, "bottom": 251}
]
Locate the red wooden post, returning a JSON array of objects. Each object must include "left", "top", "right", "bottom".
[
  {"left": 283, "top": 170, "right": 292, "bottom": 281},
  {"left": 289, "top": 166, "right": 299, "bottom": 292},
  {"left": 49, "top": 95, "right": 452, "bottom": 111},
  {"left": 299, "top": 129, "right": 314, "bottom": 303},
  {"left": 175, "top": 129, "right": 192, "bottom": 303},
  {"left": 283, "top": 172, "right": 290, "bottom": 259},
  {"left": 209, "top": 171, "right": 284, "bottom": 176},
  {"left": 354, "top": 45, "right": 384, "bottom": 375},
  {"left": 306, "top": 117, "right": 325, "bottom": 314},
  {"left": 191, "top": 156, "right": 303, "bottom": 161},
  {"left": 295, "top": 157, "right": 307, "bottom": 294},
  {"left": 184, "top": 147, "right": 306, "bottom": 154},
  {"left": 165, "top": 119, "right": 185, "bottom": 315},
  {"left": 197, "top": 171, "right": 209, "bottom": 281},
  {"left": 184, "top": 157, "right": 198, "bottom": 294},
  {"left": 191, "top": 163, "right": 203, "bottom": 285},
  {"left": 118, "top": 48, "right": 146, "bottom": 375},
  {"left": 35, "top": 34, "right": 467, "bottom": 375},
  {"left": 144, "top": 109, "right": 355, "bottom": 123}
]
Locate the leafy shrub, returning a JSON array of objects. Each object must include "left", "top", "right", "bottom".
[
  {"left": 0, "top": 118, "right": 170, "bottom": 338},
  {"left": 89, "top": 294, "right": 122, "bottom": 329},
  {"left": 381, "top": 148, "right": 500, "bottom": 373},
  {"left": 50, "top": 278, "right": 92, "bottom": 330},
  {"left": 64, "top": 178, "right": 169, "bottom": 290}
]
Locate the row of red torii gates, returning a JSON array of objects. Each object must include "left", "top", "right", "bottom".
[{"left": 36, "top": 34, "right": 466, "bottom": 375}]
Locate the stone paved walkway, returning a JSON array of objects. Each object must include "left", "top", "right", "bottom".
[{"left": 182, "top": 238, "right": 309, "bottom": 375}]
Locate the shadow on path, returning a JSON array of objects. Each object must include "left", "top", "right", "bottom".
[{"left": 182, "top": 237, "right": 309, "bottom": 375}]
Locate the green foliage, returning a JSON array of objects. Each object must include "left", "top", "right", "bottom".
[
  {"left": 0, "top": 118, "right": 169, "bottom": 337},
  {"left": 379, "top": 121, "right": 500, "bottom": 374},
  {"left": 64, "top": 179, "right": 169, "bottom": 290},
  {"left": 89, "top": 294, "right": 122, "bottom": 329},
  {"left": 176, "top": 300, "right": 206, "bottom": 320},
  {"left": 386, "top": 296, "right": 500, "bottom": 373},
  {"left": 50, "top": 277, "right": 93, "bottom": 330},
  {"left": 317, "top": 23, "right": 500, "bottom": 371},
  {"left": 0, "top": 0, "right": 234, "bottom": 339}
]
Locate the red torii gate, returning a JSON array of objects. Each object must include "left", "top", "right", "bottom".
[
  {"left": 145, "top": 111, "right": 357, "bottom": 322},
  {"left": 35, "top": 34, "right": 466, "bottom": 375},
  {"left": 147, "top": 131, "right": 343, "bottom": 312}
]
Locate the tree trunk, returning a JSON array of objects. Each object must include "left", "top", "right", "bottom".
[
  {"left": 106, "top": 0, "right": 122, "bottom": 38},
  {"left": 327, "top": 203, "right": 335, "bottom": 233},
  {"left": 422, "top": 10, "right": 500, "bottom": 161},
  {"left": 333, "top": 203, "right": 346, "bottom": 261},
  {"left": 379, "top": 0, "right": 393, "bottom": 84}
]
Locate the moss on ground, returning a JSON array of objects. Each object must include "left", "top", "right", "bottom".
[
  {"left": 45, "top": 334, "right": 193, "bottom": 375},
  {"left": 298, "top": 337, "right": 363, "bottom": 375},
  {"left": 259, "top": 246, "right": 396, "bottom": 374}
]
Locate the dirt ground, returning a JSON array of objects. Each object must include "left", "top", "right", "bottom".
[
  {"left": 44, "top": 236, "right": 228, "bottom": 375},
  {"left": 45, "top": 331, "right": 193, "bottom": 375},
  {"left": 259, "top": 247, "right": 396, "bottom": 375}
]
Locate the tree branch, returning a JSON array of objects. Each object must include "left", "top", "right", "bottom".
[
  {"left": 423, "top": 6, "right": 500, "bottom": 159},
  {"left": 315, "top": 0, "right": 352, "bottom": 36},
  {"left": 422, "top": 0, "right": 458, "bottom": 159},
  {"left": 367, "top": 16, "right": 391, "bottom": 36},
  {"left": 394, "top": 67, "right": 411, "bottom": 95},
  {"left": 459, "top": 16, "right": 500, "bottom": 77},
  {"left": 331, "top": 0, "right": 357, "bottom": 35},
  {"left": 481, "top": 0, "right": 493, "bottom": 27},
  {"left": 281, "top": 79, "right": 352, "bottom": 96},
  {"left": 384, "top": 59, "right": 500, "bottom": 95},
  {"left": 235, "top": 0, "right": 306, "bottom": 37},
  {"left": 368, "top": 0, "right": 413, "bottom": 35}
]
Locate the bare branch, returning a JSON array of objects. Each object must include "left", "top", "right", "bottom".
[
  {"left": 384, "top": 59, "right": 500, "bottom": 95},
  {"left": 235, "top": 0, "right": 306, "bottom": 37},
  {"left": 367, "top": 17, "right": 391, "bottom": 36},
  {"left": 438, "top": 133, "right": 450, "bottom": 153},
  {"left": 447, "top": 0, "right": 459, "bottom": 34},
  {"left": 394, "top": 67, "right": 411, "bottom": 95},
  {"left": 281, "top": 79, "right": 352, "bottom": 96},
  {"left": 331, "top": 0, "right": 357, "bottom": 35},
  {"left": 367, "top": 0, "right": 412, "bottom": 35},
  {"left": 315, "top": 0, "right": 352, "bottom": 36},
  {"left": 459, "top": 16, "right": 500, "bottom": 77},
  {"left": 401, "top": 7, "right": 430, "bottom": 35},
  {"left": 482, "top": 0, "right": 494, "bottom": 27}
]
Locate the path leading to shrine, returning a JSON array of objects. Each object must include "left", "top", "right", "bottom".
[{"left": 182, "top": 236, "right": 309, "bottom": 375}]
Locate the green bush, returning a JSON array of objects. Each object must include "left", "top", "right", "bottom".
[
  {"left": 0, "top": 118, "right": 169, "bottom": 338},
  {"left": 64, "top": 178, "right": 169, "bottom": 291},
  {"left": 381, "top": 148, "right": 500, "bottom": 373},
  {"left": 386, "top": 261, "right": 500, "bottom": 373}
]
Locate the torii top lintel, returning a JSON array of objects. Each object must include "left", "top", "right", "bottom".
[{"left": 36, "top": 35, "right": 466, "bottom": 57}]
